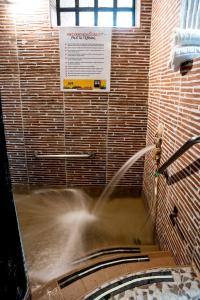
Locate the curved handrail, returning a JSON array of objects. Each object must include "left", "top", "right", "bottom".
[{"left": 158, "top": 136, "right": 200, "bottom": 174}]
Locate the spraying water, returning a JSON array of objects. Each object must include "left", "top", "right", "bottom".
[
  {"left": 94, "top": 145, "right": 154, "bottom": 213},
  {"left": 15, "top": 145, "right": 154, "bottom": 289},
  {"left": 16, "top": 188, "right": 96, "bottom": 288}
]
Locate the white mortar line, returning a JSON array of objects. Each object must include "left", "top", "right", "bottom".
[{"left": 14, "top": 12, "right": 29, "bottom": 186}]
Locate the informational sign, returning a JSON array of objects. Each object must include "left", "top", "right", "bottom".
[{"left": 60, "top": 27, "right": 111, "bottom": 92}]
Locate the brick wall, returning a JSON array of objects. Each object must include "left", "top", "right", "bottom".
[
  {"left": 144, "top": 0, "right": 200, "bottom": 270},
  {"left": 0, "top": 0, "right": 152, "bottom": 190}
]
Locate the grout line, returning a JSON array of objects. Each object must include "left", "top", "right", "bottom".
[
  {"left": 105, "top": 93, "right": 110, "bottom": 185},
  {"left": 154, "top": 0, "right": 164, "bottom": 236},
  {"left": 14, "top": 14, "right": 30, "bottom": 186},
  {"left": 62, "top": 91, "right": 67, "bottom": 186}
]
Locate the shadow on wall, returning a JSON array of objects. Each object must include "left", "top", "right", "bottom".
[{"left": 164, "top": 158, "right": 200, "bottom": 185}]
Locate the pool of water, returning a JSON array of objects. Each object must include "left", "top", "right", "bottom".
[{"left": 14, "top": 188, "right": 155, "bottom": 290}]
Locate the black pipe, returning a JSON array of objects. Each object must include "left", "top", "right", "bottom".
[{"left": 158, "top": 136, "right": 200, "bottom": 174}]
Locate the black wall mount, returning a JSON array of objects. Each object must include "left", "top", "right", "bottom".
[{"left": 170, "top": 206, "right": 185, "bottom": 241}]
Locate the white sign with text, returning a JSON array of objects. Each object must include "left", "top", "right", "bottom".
[{"left": 60, "top": 27, "right": 111, "bottom": 92}]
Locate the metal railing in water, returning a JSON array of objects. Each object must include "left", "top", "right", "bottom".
[
  {"left": 158, "top": 136, "right": 200, "bottom": 175},
  {"left": 34, "top": 152, "right": 96, "bottom": 159}
]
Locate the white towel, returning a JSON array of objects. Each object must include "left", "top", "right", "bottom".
[
  {"left": 173, "top": 28, "right": 200, "bottom": 46},
  {"left": 180, "top": 0, "right": 200, "bottom": 29},
  {"left": 169, "top": 0, "right": 200, "bottom": 70},
  {"left": 169, "top": 46, "right": 200, "bottom": 71}
]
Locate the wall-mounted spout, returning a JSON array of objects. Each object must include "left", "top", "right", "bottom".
[{"left": 153, "top": 123, "right": 164, "bottom": 165}]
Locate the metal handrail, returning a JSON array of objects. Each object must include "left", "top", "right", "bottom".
[
  {"left": 158, "top": 136, "right": 200, "bottom": 174},
  {"left": 34, "top": 151, "right": 96, "bottom": 159}
]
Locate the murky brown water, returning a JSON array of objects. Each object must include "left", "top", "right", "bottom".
[
  {"left": 14, "top": 145, "right": 155, "bottom": 290},
  {"left": 15, "top": 189, "right": 154, "bottom": 289}
]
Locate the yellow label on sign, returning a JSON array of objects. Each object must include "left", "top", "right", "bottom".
[{"left": 63, "top": 79, "right": 107, "bottom": 90}]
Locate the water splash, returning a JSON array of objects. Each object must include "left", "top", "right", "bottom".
[
  {"left": 29, "top": 207, "right": 96, "bottom": 285},
  {"left": 15, "top": 145, "right": 154, "bottom": 289},
  {"left": 15, "top": 188, "right": 96, "bottom": 288}
]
